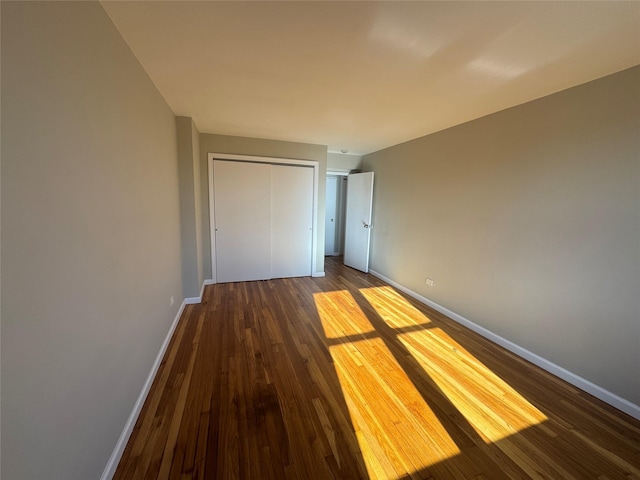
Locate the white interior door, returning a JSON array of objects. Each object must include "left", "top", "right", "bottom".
[
  {"left": 214, "top": 160, "right": 271, "bottom": 282},
  {"left": 271, "top": 164, "right": 313, "bottom": 278},
  {"left": 344, "top": 172, "right": 374, "bottom": 273},
  {"left": 325, "top": 176, "right": 338, "bottom": 255}
]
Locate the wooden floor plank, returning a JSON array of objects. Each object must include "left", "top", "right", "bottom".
[{"left": 115, "top": 257, "right": 640, "bottom": 479}]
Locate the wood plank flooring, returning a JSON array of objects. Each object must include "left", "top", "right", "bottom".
[{"left": 115, "top": 257, "right": 640, "bottom": 479}]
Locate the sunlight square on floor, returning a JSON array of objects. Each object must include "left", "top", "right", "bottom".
[
  {"left": 313, "top": 290, "right": 462, "bottom": 478},
  {"left": 359, "top": 285, "right": 549, "bottom": 444}
]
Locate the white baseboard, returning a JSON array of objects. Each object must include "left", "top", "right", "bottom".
[
  {"left": 185, "top": 279, "right": 215, "bottom": 304},
  {"left": 101, "top": 299, "right": 187, "bottom": 480},
  {"left": 369, "top": 269, "right": 640, "bottom": 420},
  {"left": 313, "top": 271, "right": 326, "bottom": 278}
]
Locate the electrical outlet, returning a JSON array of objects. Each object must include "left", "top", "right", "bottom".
[
  {"left": 170, "top": 296, "right": 175, "bottom": 307},
  {"left": 426, "top": 278, "right": 435, "bottom": 287}
]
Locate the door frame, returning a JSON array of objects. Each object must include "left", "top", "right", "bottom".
[
  {"left": 327, "top": 170, "right": 349, "bottom": 256},
  {"left": 208, "top": 152, "right": 320, "bottom": 283},
  {"left": 325, "top": 175, "right": 338, "bottom": 256}
]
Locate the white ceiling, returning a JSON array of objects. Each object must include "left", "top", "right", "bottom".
[{"left": 102, "top": 1, "right": 640, "bottom": 155}]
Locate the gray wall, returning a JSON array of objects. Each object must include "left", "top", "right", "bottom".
[
  {"left": 327, "top": 152, "right": 362, "bottom": 172},
  {"left": 200, "top": 133, "right": 328, "bottom": 279},
  {"left": 363, "top": 66, "right": 640, "bottom": 407},
  {"left": 1, "top": 2, "right": 183, "bottom": 479},
  {"left": 177, "top": 116, "right": 203, "bottom": 297}
]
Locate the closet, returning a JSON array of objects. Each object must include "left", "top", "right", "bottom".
[{"left": 213, "top": 159, "right": 313, "bottom": 283}]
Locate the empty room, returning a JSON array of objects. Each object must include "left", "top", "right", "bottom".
[{"left": 2, "top": 1, "right": 639, "bottom": 479}]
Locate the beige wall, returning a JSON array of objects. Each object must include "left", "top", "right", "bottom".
[
  {"left": 177, "top": 116, "right": 203, "bottom": 297},
  {"left": 1, "top": 2, "right": 183, "bottom": 478},
  {"left": 327, "top": 152, "right": 362, "bottom": 172},
  {"left": 199, "top": 133, "right": 328, "bottom": 279},
  {"left": 193, "top": 123, "right": 203, "bottom": 289},
  {"left": 363, "top": 66, "right": 640, "bottom": 407}
]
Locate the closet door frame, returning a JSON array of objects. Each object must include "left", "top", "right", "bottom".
[{"left": 208, "top": 152, "right": 320, "bottom": 284}]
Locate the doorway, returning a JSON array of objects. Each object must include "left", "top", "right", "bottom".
[{"left": 325, "top": 174, "right": 348, "bottom": 257}]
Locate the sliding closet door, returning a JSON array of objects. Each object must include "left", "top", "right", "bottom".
[
  {"left": 271, "top": 164, "right": 313, "bottom": 278},
  {"left": 214, "top": 160, "right": 271, "bottom": 282}
]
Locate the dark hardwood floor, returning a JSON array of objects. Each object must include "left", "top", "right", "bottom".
[{"left": 115, "top": 257, "right": 640, "bottom": 479}]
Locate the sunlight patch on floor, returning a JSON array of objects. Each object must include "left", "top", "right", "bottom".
[
  {"left": 314, "top": 290, "right": 462, "bottom": 479},
  {"left": 360, "top": 286, "right": 548, "bottom": 443},
  {"left": 358, "top": 285, "right": 435, "bottom": 328},
  {"left": 314, "top": 290, "right": 376, "bottom": 340}
]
